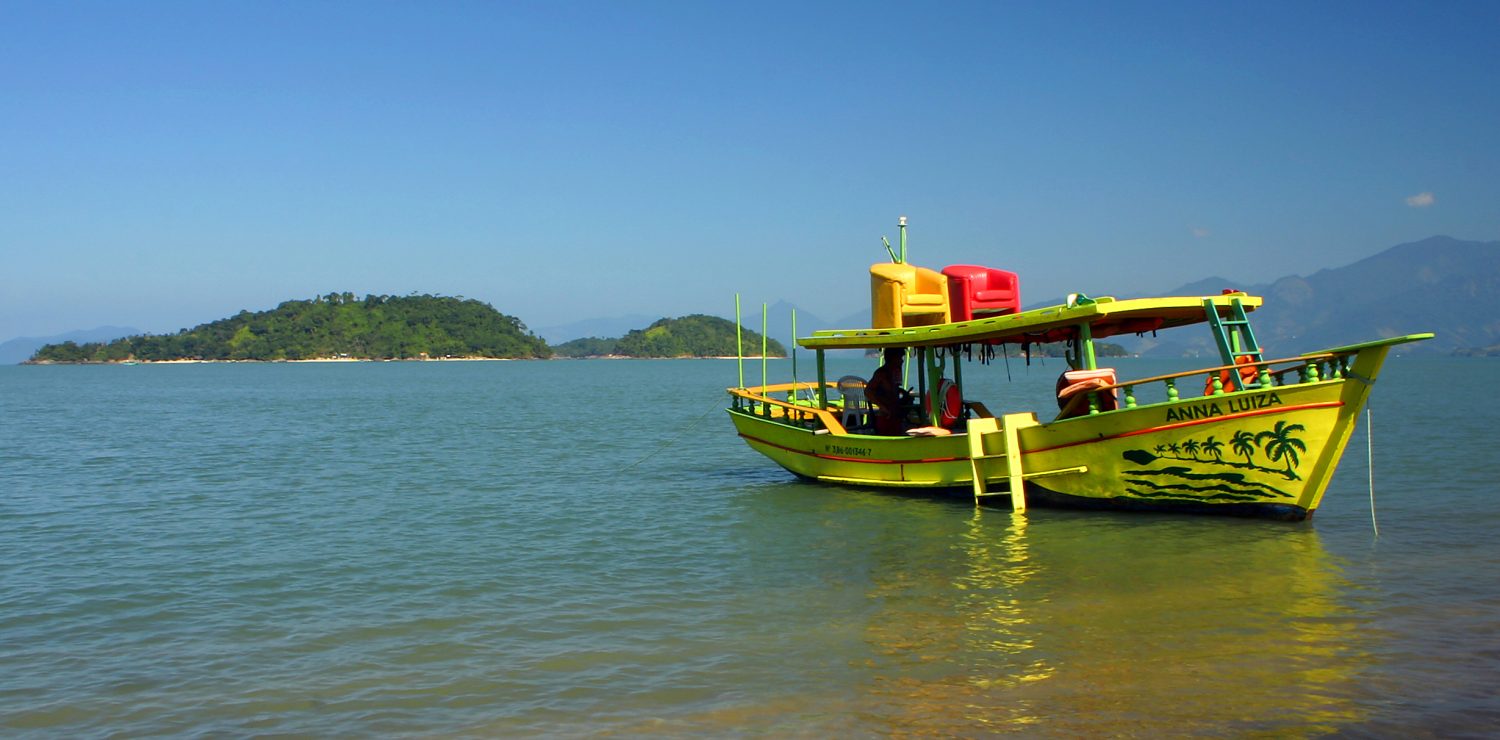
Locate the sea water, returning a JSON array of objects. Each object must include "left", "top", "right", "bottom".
[{"left": 2, "top": 357, "right": 1497, "bottom": 735}]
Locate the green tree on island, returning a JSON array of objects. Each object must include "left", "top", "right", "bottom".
[
  {"left": 610, "top": 315, "right": 785, "bottom": 358},
  {"left": 29, "top": 293, "right": 549, "bottom": 362},
  {"left": 553, "top": 316, "right": 783, "bottom": 358},
  {"left": 550, "top": 336, "right": 622, "bottom": 358}
]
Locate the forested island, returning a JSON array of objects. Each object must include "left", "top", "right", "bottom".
[
  {"left": 27, "top": 299, "right": 786, "bottom": 363},
  {"left": 553, "top": 315, "right": 785, "bottom": 358},
  {"left": 29, "top": 293, "right": 549, "bottom": 362}
]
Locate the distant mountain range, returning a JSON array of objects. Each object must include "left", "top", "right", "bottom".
[
  {"left": 10, "top": 236, "right": 1497, "bottom": 363},
  {"left": 532, "top": 314, "right": 658, "bottom": 345},
  {"left": 0, "top": 326, "right": 140, "bottom": 365},
  {"left": 1130, "top": 235, "right": 1498, "bottom": 357}
]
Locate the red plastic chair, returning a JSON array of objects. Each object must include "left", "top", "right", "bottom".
[{"left": 942, "top": 265, "right": 1021, "bottom": 321}]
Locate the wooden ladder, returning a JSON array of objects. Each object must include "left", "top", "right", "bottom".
[
  {"left": 1204, "top": 296, "right": 1264, "bottom": 391},
  {"left": 967, "top": 414, "right": 1087, "bottom": 512}
]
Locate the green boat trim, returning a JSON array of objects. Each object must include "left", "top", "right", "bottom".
[{"left": 799, "top": 293, "right": 1263, "bottom": 350}]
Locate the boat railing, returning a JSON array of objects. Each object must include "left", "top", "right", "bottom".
[
  {"left": 728, "top": 382, "right": 848, "bottom": 433},
  {"left": 731, "top": 348, "right": 1365, "bottom": 428},
  {"left": 1059, "top": 351, "right": 1354, "bottom": 418}
]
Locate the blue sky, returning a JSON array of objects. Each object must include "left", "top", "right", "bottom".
[{"left": 3, "top": 1, "right": 1497, "bottom": 340}]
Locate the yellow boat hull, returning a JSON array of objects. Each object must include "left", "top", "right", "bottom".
[{"left": 730, "top": 345, "right": 1396, "bottom": 521}]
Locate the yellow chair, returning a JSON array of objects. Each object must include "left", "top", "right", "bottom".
[{"left": 870, "top": 263, "right": 951, "bottom": 328}]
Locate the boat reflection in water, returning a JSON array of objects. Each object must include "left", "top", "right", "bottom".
[{"left": 853, "top": 511, "right": 1376, "bottom": 735}]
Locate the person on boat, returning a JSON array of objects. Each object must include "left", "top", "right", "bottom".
[{"left": 866, "top": 348, "right": 911, "bottom": 435}]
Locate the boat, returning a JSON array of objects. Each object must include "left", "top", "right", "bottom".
[{"left": 726, "top": 218, "right": 1432, "bottom": 520}]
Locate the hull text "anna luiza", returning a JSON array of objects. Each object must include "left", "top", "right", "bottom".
[{"left": 1164, "top": 393, "right": 1283, "bottom": 422}]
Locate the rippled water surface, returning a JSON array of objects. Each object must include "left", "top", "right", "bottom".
[{"left": 3, "top": 358, "right": 1497, "bottom": 735}]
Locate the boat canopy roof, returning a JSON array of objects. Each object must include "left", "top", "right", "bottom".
[{"left": 799, "top": 293, "right": 1263, "bottom": 350}]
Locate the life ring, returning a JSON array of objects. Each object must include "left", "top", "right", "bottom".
[
  {"left": 928, "top": 378, "right": 964, "bottom": 428},
  {"left": 1205, "top": 355, "right": 1259, "bottom": 395}
]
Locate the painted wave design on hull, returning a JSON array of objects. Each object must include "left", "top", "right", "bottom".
[
  {"left": 1121, "top": 467, "right": 1293, "bottom": 503},
  {"left": 1118, "top": 421, "right": 1309, "bottom": 504}
]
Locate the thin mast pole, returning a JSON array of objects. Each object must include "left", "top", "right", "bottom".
[
  {"left": 898, "top": 216, "right": 907, "bottom": 263},
  {"left": 761, "top": 303, "right": 769, "bottom": 395},
  {"left": 791, "top": 309, "right": 798, "bottom": 401},
  {"left": 735, "top": 294, "right": 744, "bottom": 388}
]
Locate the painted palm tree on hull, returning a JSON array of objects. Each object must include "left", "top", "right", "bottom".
[
  {"left": 1231, "top": 430, "right": 1256, "bottom": 466},
  {"left": 1201, "top": 435, "right": 1225, "bottom": 463},
  {"left": 1126, "top": 423, "right": 1308, "bottom": 480},
  {"left": 1256, "top": 421, "right": 1308, "bottom": 481}
]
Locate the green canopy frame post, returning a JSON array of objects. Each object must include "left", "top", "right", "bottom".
[
  {"left": 816, "top": 349, "right": 827, "bottom": 408},
  {"left": 790, "top": 309, "right": 798, "bottom": 402},
  {"left": 1079, "top": 322, "right": 1098, "bottom": 370},
  {"left": 925, "top": 346, "right": 945, "bottom": 427},
  {"left": 735, "top": 294, "right": 744, "bottom": 389},
  {"left": 951, "top": 347, "right": 965, "bottom": 420},
  {"left": 760, "top": 303, "right": 768, "bottom": 394}
]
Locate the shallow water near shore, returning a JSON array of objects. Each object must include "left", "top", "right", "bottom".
[{"left": 2, "top": 357, "right": 1498, "bottom": 735}]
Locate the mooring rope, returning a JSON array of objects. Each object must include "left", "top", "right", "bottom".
[
  {"left": 1367, "top": 405, "right": 1379, "bottom": 537},
  {"left": 619, "top": 399, "right": 726, "bottom": 473}
]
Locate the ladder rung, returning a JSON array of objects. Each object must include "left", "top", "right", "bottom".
[
  {"left": 967, "top": 413, "right": 1036, "bottom": 513},
  {"left": 978, "top": 465, "right": 1087, "bottom": 485},
  {"left": 1022, "top": 465, "right": 1087, "bottom": 480}
]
